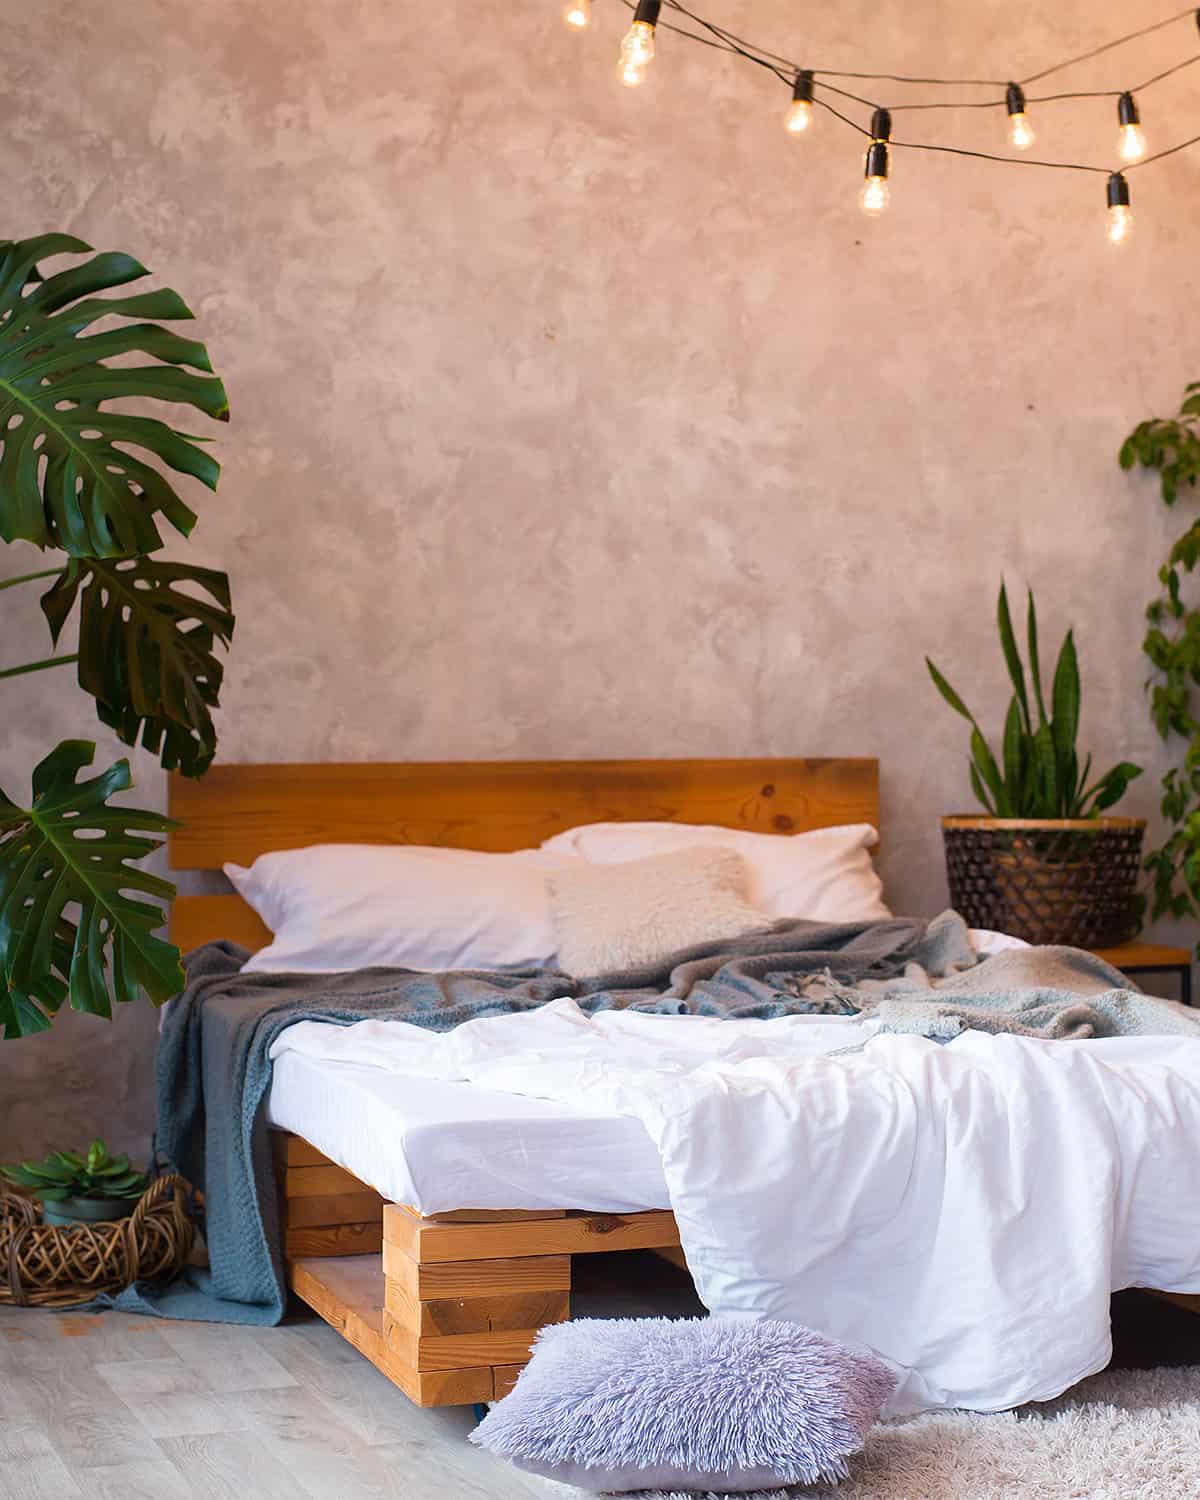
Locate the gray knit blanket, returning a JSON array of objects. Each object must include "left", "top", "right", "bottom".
[{"left": 804, "top": 931, "right": 1200, "bottom": 1041}]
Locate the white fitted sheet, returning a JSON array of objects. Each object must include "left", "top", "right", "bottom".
[{"left": 266, "top": 1049, "right": 669, "bottom": 1214}]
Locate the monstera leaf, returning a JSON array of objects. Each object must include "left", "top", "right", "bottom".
[
  {"left": 0, "top": 741, "right": 183, "bottom": 1040},
  {"left": 41, "top": 558, "right": 235, "bottom": 777},
  {"left": 0, "top": 233, "right": 228, "bottom": 558}
]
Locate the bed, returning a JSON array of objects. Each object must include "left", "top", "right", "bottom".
[
  {"left": 168, "top": 756, "right": 1200, "bottom": 1413},
  {"left": 169, "top": 756, "right": 882, "bottom": 1407}
]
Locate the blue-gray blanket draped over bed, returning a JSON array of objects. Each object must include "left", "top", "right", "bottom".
[{"left": 111, "top": 916, "right": 943, "bottom": 1325}]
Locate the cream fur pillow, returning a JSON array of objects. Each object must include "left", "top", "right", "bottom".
[{"left": 547, "top": 846, "right": 774, "bottom": 980}]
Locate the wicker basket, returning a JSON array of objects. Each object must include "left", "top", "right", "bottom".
[
  {"left": 0, "top": 1173, "right": 195, "bottom": 1309},
  {"left": 941, "top": 816, "right": 1145, "bottom": 948}
]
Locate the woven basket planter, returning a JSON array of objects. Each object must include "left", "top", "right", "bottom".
[
  {"left": 0, "top": 1173, "right": 195, "bottom": 1309},
  {"left": 942, "top": 816, "right": 1145, "bottom": 948}
]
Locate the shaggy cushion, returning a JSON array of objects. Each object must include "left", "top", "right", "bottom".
[
  {"left": 471, "top": 1316, "right": 897, "bottom": 1493},
  {"left": 546, "top": 847, "right": 774, "bottom": 980}
]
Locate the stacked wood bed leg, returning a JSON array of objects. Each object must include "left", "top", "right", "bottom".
[{"left": 273, "top": 1131, "right": 682, "bottom": 1406}]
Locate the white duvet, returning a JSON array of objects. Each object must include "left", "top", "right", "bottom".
[{"left": 273, "top": 998, "right": 1200, "bottom": 1415}]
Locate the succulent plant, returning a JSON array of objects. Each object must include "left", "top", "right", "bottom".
[{"left": 1, "top": 1138, "right": 149, "bottom": 1203}]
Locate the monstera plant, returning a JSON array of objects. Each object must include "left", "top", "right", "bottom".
[{"left": 0, "top": 234, "right": 233, "bottom": 1040}]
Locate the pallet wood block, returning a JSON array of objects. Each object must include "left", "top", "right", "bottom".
[
  {"left": 493, "top": 1364, "right": 526, "bottom": 1400},
  {"left": 285, "top": 1190, "right": 384, "bottom": 1228},
  {"left": 385, "top": 1282, "right": 569, "bottom": 1338},
  {"left": 383, "top": 1204, "right": 681, "bottom": 1263},
  {"left": 284, "top": 1163, "right": 371, "bottom": 1197},
  {"left": 285, "top": 1222, "right": 384, "bottom": 1259},
  {"left": 384, "top": 1247, "right": 573, "bottom": 1301},
  {"left": 290, "top": 1256, "right": 494, "bottom": 1407}
]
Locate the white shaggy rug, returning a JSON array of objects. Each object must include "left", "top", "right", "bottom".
[{"left": 632, "top": 1365, "right": 1200, "bottom": 1500}]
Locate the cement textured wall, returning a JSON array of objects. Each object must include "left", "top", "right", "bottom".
[{"left": 1, "top": 0, "right": 1198, "bottom": 1160}]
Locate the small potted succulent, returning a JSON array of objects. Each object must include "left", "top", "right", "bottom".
[
  {"left": 928, "top": 582, "right": 1145, "bottom": 947},
  {"left": 2, "top": 1140, "right": 150, "bottom": 1226}
]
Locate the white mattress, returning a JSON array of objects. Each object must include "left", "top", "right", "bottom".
[{"left": 266, "top": 1049, "right": 669, "bottom": 1214}]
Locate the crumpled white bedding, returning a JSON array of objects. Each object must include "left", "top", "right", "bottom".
[{"left": 273, "top": 994, "right": 1200, "bottom": 1416}]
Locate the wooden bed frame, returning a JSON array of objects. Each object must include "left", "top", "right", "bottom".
[
  {"left": 169, "top": 757, "right": 879, "bottom": 1405},
  {"left": 167, "top": 755, "right": 1200, "bottom": 1406}
]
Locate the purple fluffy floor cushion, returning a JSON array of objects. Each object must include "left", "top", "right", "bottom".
[{"left": 470, "top": 1315, "right": 897, "bottom": 1494}]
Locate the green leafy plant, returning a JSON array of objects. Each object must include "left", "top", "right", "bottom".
[
  {"left": 0, "top": 234, "right": 233, "bottom": 1040},
  {"left": 2, "top": 1138, "right": 149, "bottom": 1203},
  {"left": 927, "top": 582, "right": 1142, "bottom": 818},
  {"left": 1120, "top": 382, "right": 1200, "bottom": 941}
]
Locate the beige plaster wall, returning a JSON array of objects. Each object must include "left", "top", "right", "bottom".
[{"left": 1, "top": 0, "right": 1197, "bottom": 1160}]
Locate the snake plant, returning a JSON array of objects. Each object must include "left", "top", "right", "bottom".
[
  {"left": 0, "top": 234, "right": 234, "bottom": 1039},
  {"left": 927, "top": 582, "right": 1142, "bottom": 818},
  {"left": 2, "top": 1139, "right": 149, "bottom": 1203}
]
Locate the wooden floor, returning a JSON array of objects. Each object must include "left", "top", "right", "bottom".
[
  {"left": 0, "top": 1251, "right": 704, "bottom": 1499},
  {"left": 0, "top": 1304, "right": 571, "bottom": 1499}
]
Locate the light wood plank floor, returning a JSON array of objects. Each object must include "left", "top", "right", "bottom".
[
  {"left": 0, "top": 1253, "right": 705, "bottom": 1499},
  {"left": 0, "top": 1304, "right": 577, "bottom": 1499}
]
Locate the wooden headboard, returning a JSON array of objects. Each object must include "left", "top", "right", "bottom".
[{"left": 168, "top": 757, "right": 880, "bottom": 954}]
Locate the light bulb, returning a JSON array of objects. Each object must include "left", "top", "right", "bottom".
[
  {"left": 1117, "top": 93, "right": 1146, "bottom": 162},
  {"left": 1005, "top": 83, "right": 1035, "bottom": 150},
  {"left": 617, "top": 6, "right": 657, "bottom": 87},
  {"left": 563, "top": 0, "right": 591, "bottom": 28},
  {"left": 1118, "top": 123, "right": 1147, "bottom": 162},
  {"left": 785, "top": 70, "right": 815, "bottom": 135},
  {"left": 1107, "top": 203, "right": 1134, "bottom": 245},
  {"left": 1106, "top": 172, "right": 1133, "bottom": 245},
  {"left": 861, "top": 176, "right": 890, "bottom": 216},
  {"left": 1009, "top": 112, "right": 1036, "bottom": 150},
  {"left": 785, "top": 98, "right": 813, "bottom": 134}
]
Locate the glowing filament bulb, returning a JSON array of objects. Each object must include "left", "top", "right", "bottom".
[
  {"left": 617, "top": 3, "right": 659, "bottom": 87},
  {"left": 860, "top": 175, "right": 890, "bottom": 216},
  {"left": 563, "top": 0, "right": 591, "bottom": 28},
  {"left": 1117, "top": 92, "right": 1146, "bottom": 162},
  {"left": 786, "top": 70, "right": 814, "bottom": 134},
  {"left": 860, "top": 134, "right": 891, "bottom": 217},
  {"left": 1106, "top": 172, "right": 1134, "bottom": 245},
  {"left": 1005, "top": 83, "right": 1035, "bottom": 150},
  {"left": 786, "top": 99, "right": 813, "bottom": 133}
]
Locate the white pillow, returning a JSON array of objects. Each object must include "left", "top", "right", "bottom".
[
  {"left": 540, "top": 821, "right": 890, "bottom": 924},
  {"left": 226, "top": 844, "right": 575, "bottom": 975},
  {"left": 547, "top": 847, "right": 774, "bottom": 980}
]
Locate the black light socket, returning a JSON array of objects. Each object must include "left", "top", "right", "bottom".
[
  {"left": 1005, "top": 82, "right": 1027, "bottom": 117},
  {"left": 1107, "top": 171, "right": 1131, "bottom": 208},
  {"left": 865, "top": 140, "right": 890, "bottom": 179},
  {"left": 1118, "top": 91, "right": 1140, "bottom": 127},
  {"left": 792, "top": 69, "right": 814, "bottom": 104},
  {"left": 633, "top": 0, "right": 661, "bottom": 25},
  {"left": 870, "top": 107, "right": 892, "bottom": 141}
]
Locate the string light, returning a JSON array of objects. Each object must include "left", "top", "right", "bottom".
[
  {"left": 617, "top": 0, "right": 660, "bottom": 87},
  {"left": 861, "top": 108, "right": 892, "bottom": 215},
  {"left": 1117, "top": 91, "right": 1148, "bottom": 161},
  {"left": 564, "top": 1, "right": 1200, "bottom": 243},
  {"left": 785, "top": 69, "right": 815, "bottom": 134},
  {"left": 1005, "top": 82, "right": 1036, "bottom": 149},
  {"left": 1106, "top": 171, "right": 1134, "bottom": 243}
]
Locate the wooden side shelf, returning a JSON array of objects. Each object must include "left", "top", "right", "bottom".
[{"left": 274, "top": 1130, "right": 681, "bottom": 1407}]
